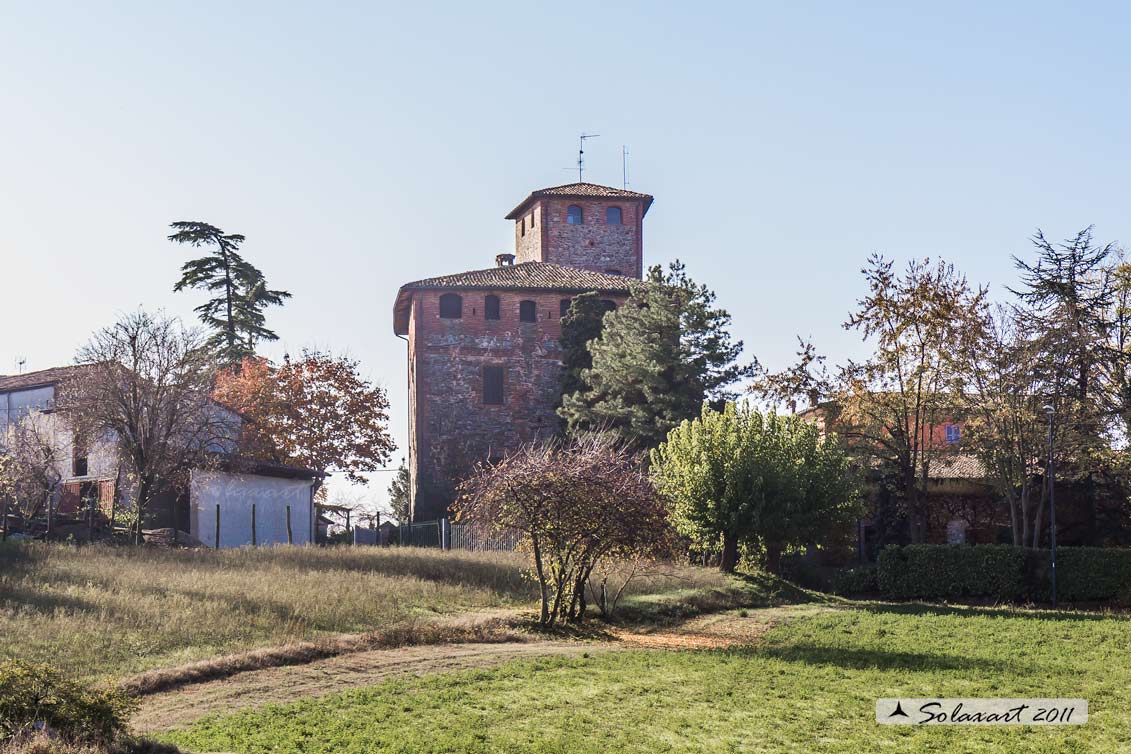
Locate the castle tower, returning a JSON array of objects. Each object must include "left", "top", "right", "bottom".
[
  {"left": 504, "top": 183, "right": 654, "bottom": 279},
  {"left": 394, "top": 182, "right": 654, "bottom": 522}
]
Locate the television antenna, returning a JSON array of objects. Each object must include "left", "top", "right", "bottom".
[
  {"left": 577, "top": 132, "right": 600, "bottom": 182},
  {"left": 16, "top": 357, "right": 26, "bottom": 374},
  {"left": 622, "top": 145, "right": 629, "bottom": 189}
]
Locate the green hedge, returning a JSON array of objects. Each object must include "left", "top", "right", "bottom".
[
  {"left": 1026, "top": 547, "right": 1131, "bottom": 603},
  {"left": 877, "top": 545, "right": 1026, "bottom": 600},
  {"left": 877, "top": 544, "right": 1131, "bottom": 604}
]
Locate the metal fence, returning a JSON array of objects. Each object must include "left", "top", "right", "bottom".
[{"left": 398, "top": 520, "right": 520, "bottom": 552}]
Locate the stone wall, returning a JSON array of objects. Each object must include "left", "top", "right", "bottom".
[
  {"left": 407, "top": 287, "right": 626, "bottom": 521},
  {"left": 511, "top": 198, "right": 645, "bottom": 278}
]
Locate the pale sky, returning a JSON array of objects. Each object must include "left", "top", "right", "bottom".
[{"left": 3, "top": 2, "right": 1129, "bottom": 509}]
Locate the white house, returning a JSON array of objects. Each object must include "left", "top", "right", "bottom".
[{"left": 0, "top": 365, "right": 323, "bottom": 547}]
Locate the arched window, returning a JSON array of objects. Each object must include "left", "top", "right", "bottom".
[
  {"left": 606, "top": 206, "right": 623, "bottom": 225},
  {"left": 519, "top": 300, "right": 537, "bottom": 323},
  {"left": 439, "top": 293, "right": 462, "bottom": 319},
  {"left": 600, "top": 299, "right": 618, "bottom": 312},
  {"left": 567, "top": 205, "right": 583, "bottom": 225},
  {"left": 559, "top": 298, "right": 573, "bottom": 318}
]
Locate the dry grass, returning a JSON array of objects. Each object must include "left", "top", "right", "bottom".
[
  {"left": 0, "top": 542, "right": 535, "bottom": 680},
  {"left": 0, "top": 543, "right": 745, "bottom": 683},
  {"left": 120, "top": 613, "right": 526, "bottom": 696}
]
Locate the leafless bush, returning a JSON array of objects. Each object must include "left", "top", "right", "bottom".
[{"left": 455, "top": 434, "right": 673, "bottom": 626}]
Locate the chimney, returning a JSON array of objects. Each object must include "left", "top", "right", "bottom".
[{"left": 496, "top": 253, "right": 515, "bottom": 267}]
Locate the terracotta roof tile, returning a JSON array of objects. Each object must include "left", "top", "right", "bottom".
[
  {"left": 394, "top": 262, "right": 632, "bottom": 335},
  {"left": 932, "top": 454, "right": 987, "bottom": 480},
  {"left": 400, "top": 261, "right": 632, "bottom": 292},
  {"left": 0, "top": 365, "right": 92, "bottom": 393},
  {"left": 506, "top": 182, "right": 654, "bottom": 219}
]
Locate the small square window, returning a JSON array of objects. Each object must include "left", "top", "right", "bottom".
[{"left": 945, "top": 424, "right": 961, "bottom": 444}]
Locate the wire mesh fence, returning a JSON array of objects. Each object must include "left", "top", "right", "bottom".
[{"left": 397, "top": 520, "right": 520, "bottom": 551}]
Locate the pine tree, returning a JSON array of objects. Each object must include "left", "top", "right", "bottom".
[
  {"left": 560, "top": 261, "right": 750, "bottom": 448},
  {"left": 558, "top": 292, "right": 610, "bottom": 409},
  {"left": 169, "top": 221, "right": 291, "bottom": 364}
]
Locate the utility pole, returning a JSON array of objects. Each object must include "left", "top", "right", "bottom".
[{"left": 1044, "top": 404, "right": 1057, "bottom": 609}]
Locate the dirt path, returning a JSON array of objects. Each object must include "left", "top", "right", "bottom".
[{"left": 135, "top": 604, "right": 828, "bottom": 733}]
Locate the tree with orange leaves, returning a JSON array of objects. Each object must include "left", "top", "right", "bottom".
[{"left": 214, "top": 350, "right": 396, "bottom": 484}]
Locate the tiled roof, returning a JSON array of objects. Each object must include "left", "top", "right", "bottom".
[
  {"left": 0, "top": 365, "right": 92, "bottom": 393},
  {"left": 394, "top": 262, "right": 633, "bottom": 335},
  {"left": 401, "top": 261, "right": 632, "bottom": 292},
  {"left": 506, "top": 182, "right": 654, "bottom": 219},
  {"left": 931, "top": 454, "right": 987, "bottom": 481}
]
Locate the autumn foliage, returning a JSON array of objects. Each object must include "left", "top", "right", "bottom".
[{"left": 213, "top": 351, "right": 396, "bottom": 483}]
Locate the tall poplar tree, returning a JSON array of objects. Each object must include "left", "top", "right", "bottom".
[{"left": 169, "top": 221, "right": 292, "bottom": 364}]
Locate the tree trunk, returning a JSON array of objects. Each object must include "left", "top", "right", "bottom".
[
  {"left": 765, "top": 542, "right": 783, "bottom": 574},
  {"left": 720, "top": 531, "right": 739, "bottom": 573}
]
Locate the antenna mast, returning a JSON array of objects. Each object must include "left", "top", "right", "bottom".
[
  {"left": 622, "top": 145, "right": 629, "bottom": 189},
  {"left": 578, "top": 132, "right": 599, "bottom": 182}
]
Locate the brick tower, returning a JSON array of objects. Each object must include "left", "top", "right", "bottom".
[
  {"left": 506, "top": 183, "right": 653, "bottom": 278},
  {"left": 394, "top": 183, "right": 654, "bottom": 522}
]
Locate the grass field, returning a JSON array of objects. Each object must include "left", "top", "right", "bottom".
[
  {"left": 0, "top": 542, "right": 749, "bottom": 680},
  {"left": 164, "top": 604, "right": 1131, "bottom": 754}
]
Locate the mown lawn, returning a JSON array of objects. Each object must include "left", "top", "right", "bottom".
[
  {"left": 0, "top": 542, "right": 745, "bottom": 680},
  {"left": 166, "top": 604, "right": 1131, "bottom": 754}
]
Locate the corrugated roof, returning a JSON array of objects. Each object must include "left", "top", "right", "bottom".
[
  {"left": 505, "top": 182, "right": 654, "bottom": 219},
  {"left": 0, "top": 365, "right": 92, "bottom": 393},
  {"left": 393, "top": 262, "right": 632, "bottom": 335}
]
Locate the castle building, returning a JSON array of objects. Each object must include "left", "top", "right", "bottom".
[{"left": 393, "top": 182, "right": 654, "bottom": 521}]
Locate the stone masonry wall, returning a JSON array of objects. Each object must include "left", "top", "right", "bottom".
[
  {"left": 408, "top": 287, "right": 626, "bottom": 521},
  {"left": 542, "top": 198, "right": 644, "bottom": 278}
]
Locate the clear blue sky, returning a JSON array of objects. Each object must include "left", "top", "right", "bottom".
[{"left": 3, "top": 2, "right": 1128, "bottom": 509}]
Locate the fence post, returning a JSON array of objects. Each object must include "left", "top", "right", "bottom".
[
  {"left": 251, "top": 503, "right": 257, "bottom": 547},
  {"left": 286, "top": 505, "right": 293, "bottom": 545},
  {"left": 215, "top": 504, "right": 220, "bottom": 550}
]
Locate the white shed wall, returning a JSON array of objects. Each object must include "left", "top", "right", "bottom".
[{"left": 190, "top": 470, "right": 314, "bottom": 548}]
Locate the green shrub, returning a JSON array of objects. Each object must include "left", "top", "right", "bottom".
[
  {"left": 877, "top": 545, "right": 1026, "bottom": 600},
  {"left": 0, "top": 661, "right": 135, "bottom": 745},
  {"left": 1026, "top": 547, "right": 1131, "bottom": 604},
  {"left": 877, "top": 544, "right": 1131, "bottom": 604},
  {"left": 829, "top": 565, "right": 878, "bottom": 596}
]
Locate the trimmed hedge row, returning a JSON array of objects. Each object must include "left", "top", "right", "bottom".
[{"left": 877, "top": 544, "right": 1131, "bottom": 604}]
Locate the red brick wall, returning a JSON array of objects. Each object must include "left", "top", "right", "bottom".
[
  {"left": 407, "top": 287, "right": 627, "bottom": 521},
  {"left": 512, "top": 198, "right": 645, "bottom": 278}
]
